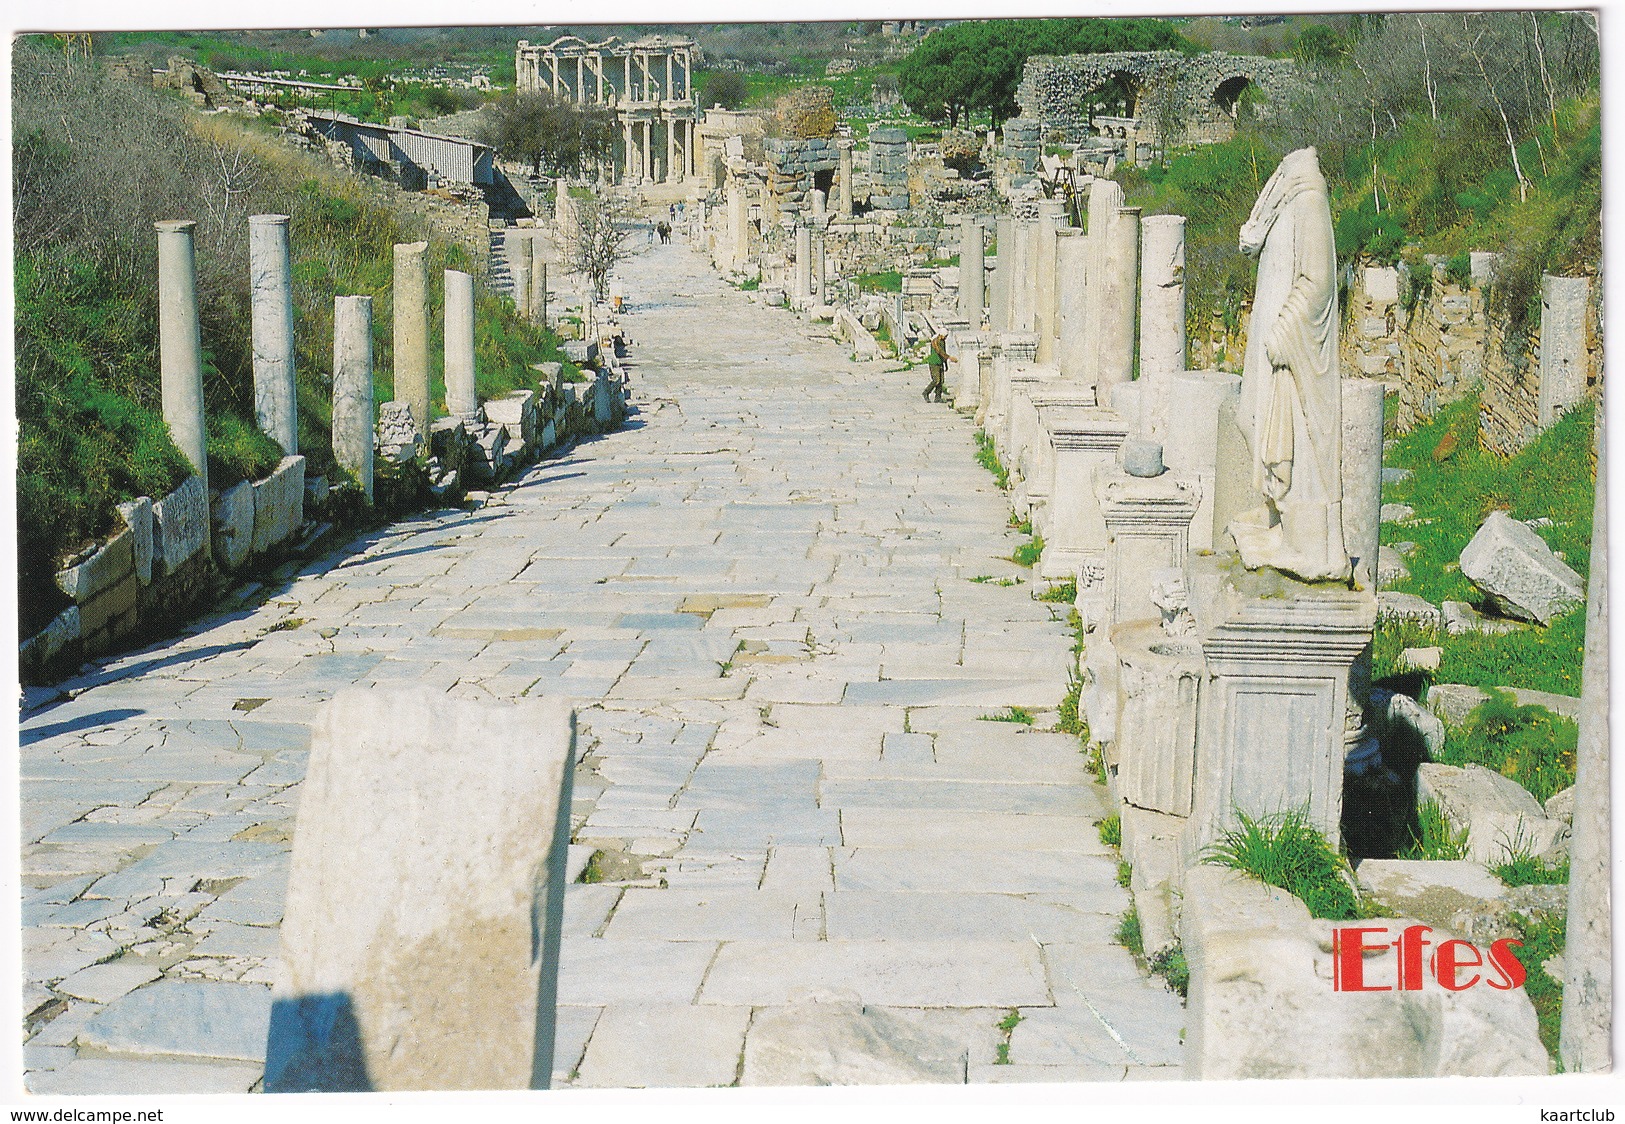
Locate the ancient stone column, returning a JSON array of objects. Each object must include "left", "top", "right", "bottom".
[
  {"left": 156, "top": 220, "right": 209, "bottom": 494},
  {"left": 1138, "top": 214, "right": 1186, "bottom": 439},
  {"left": 1098, "top": 205, "right": 1141, "bottom": 397},
  {"left": 1537, "top": 274, "right": 1591, "bottom": 428},
  {"left": 1055, "top": 230, "right": 1089, "bottom": 384},
  {"left": 810, "top": 188, "right": 827, "bottom": 218},
  {"left": 1164, "top": 370, "right": 1241, "bottom": 551},
  {"left": 958, "top": 216, "right": 985, "bottom": 327},
  {"left": 1081, "top": 178, "right": 1125, "bottom": 391},
  {"left": 990, "top": 216, "right": 1013, "bottom": 334},
  {"left": 794, "top": 222, "right": 813, "bottom": 309},
  {"left": 1340, "top": 380, "right": 1386, "bottom": 590},
  {"left": 811, "top": 229, "right": 826, "bottom": 304},
  {"left": 1033, "top": 200, "right": 1066, "bottom": 365},
  {"left": 1560, "top": 424, "right": 1609, "bottom": 1073},
  {"left": 392, "top": 242, "right": 431, "bottom": 441},
  {"left": 265, "top": 688, "right": 576, "bottom": 1092},
  {"left": 332, "top": 295, "right": 374, "bottom": 503},
  {"left": 510, "top": 256, "right": 531, "bottom": 322},
  {"left": 250, "top": 214, "right": 298, "bottom": 455},
  {"left": 444, "top": 270, "right": 479, "bottom": 418},
  {"left": 1009, "top": 217, "right": 1036, "bottom": 333},
  {"left": 529, "top": 233, "right": 549, "bottom": 326},
  {"left": 837, "top": 140, "right": 854, "bottom": 216},
  {"left": 728, "top": 185, "right": 749, "bottom": 268}
]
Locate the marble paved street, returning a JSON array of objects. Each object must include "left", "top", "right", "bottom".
[{"left": 19, "top": 234, "right": 1184, "bottom": 1093}]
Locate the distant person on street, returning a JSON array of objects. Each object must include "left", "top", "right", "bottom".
[{"left": 923, "top": 332, "right": 949, "bottom": 403}]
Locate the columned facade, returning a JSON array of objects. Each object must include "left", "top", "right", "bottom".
[{"left": 516, "top": 34, "right": 699, "bottom": 185}]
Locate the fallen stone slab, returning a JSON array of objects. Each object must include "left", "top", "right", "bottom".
[
  {"left": 741, "top": 989, "right": 968, "bottom": 1085},
  {"left": 1442, "top": 600, "right": 1524, "bottom": 635},
  {"left": 1459, "top": 510, "right": 1584, "bottom": 624},
  {"left": 1377, "top": 544, "right": 1411, "bottom": 586},
  {"left": 1416, "top": 762, "right": 1568, "bottom": 864},
  {"left": 1399, "top": 646, "right": 1441, "bottom": 672},
  {"left": 1181, "top": 865, "right": 1547, "bottom": 1079},
  {"left": 1378, "top": 591, "right": 1441, "bottom": 627},
  {"left": 1380, "top": 503, "right": 1415, "bottom": 523},
  {"left": 1426, "top": 683, "right": 1582, "bottom": 725},
  {"left": 265, "top": 688, "right": 576, "bottom": 1092},
  {"left": 1356, "top": 859, "right": 1509, "bottom": 935},
  {"left": 80, "top": 978, "right": 273, "bottom": 1062}
]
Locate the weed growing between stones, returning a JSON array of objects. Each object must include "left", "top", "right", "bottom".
[
  {"left": 974, "top": 431, "right": 1009, "bottom": 490},
  {"left": 1037, "top": 581, "right": 1077, "bottom": 603},
  {"left": 978, "top": 706, "right": 1034, "bottom": 724},
  {"left": 1510, "top": 910, "right": 1567, "bottom": 1067},
  {"left": 577, "top": 849, "right": 608, "bottom": 884},
  {"left": 1440, "top": 690, "right": 1578, "bottom": 804},
  {"left": 1009, "top": 534, "right": 1044, "bottom": 568},
  {"left": 1116, "top": 861, "right": 1133, "bottom": 889},
  {"left": 1203, "top": 808, "right": 1375, "bottom": 922},
  {"left": 1115, "top": 905, "right": 1144, "bottom": 957},
  {"left": 1399, "top": 799, "right": 1470, "bottom": 861},
  {"left": 1147, "top": 946, "right": 1190, "bottom": 999},
  {"left": 969, "top": 574, "right": 1022, "bottom": 587},
  {"left": 734, "top": 276, "right": 760, "bottom": 291},
  {"left": 1097, "top": 814, "right": 1122, "bottom": 848},
  {"left": 1493, "top": 849, "right": 1571, "bottom": 888},
  {"left": 993, "top": 1010, "right": 1023, "bottom": 1064}
]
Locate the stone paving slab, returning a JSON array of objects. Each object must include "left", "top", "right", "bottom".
[{"left": 699, "top": 940, "right": 1052, "bottom": 1007}]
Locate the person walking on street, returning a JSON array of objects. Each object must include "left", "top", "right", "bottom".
[{"left": 922, "top": 332, "right": 949, "bottom": 403}]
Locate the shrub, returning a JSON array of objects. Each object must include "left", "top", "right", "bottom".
[
  {"left": 1203, "top": 808, "right": 1364, "bottom": 921},
  {"left": 1147, "top": 945, "right": 1190, "bottom": 998}
]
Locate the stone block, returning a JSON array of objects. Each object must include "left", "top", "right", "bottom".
[
  {"left": 251, "top": 455, "right": 305, "bottom": 556},
  {"left": 211, "top": 480, "right": 255, "bottom": 571},
  {"left": 117, "top": 497, "right": 155, "bottom": 585},
  {"left": 152, "top": 477, "right": 209, "bottom": 578},
  {"left": 1355, "top": 860, "right": 1510, "bottom": 935},
  {"left": 1182, "top": 865, "right": 1547, "bottom": 1079},
  {"left": 1380, "top": 503, "right": 1415, "bottom": 523},
  {"left": 575, "top": 1004, "right": 751, "bottom": 1088},
  {"left": 1426, "top": 683, "right": 1491, "bottom": 725},
  {"left": 1377, "top": 544, "right": 1411, "bottom": 586},
  {"left": 485, "top": 389, "right": 537, "bottom": 451},
  {"left": 78, "top": 570, "right": 139, "bottom": 638},
  {"left": 1399, "top": 646, "right": 1442, "bottom": 672},
  {"left": 55, "top": 529, "right": 134, "bottom": 603},
  {"left": 265, "top": 688, "right": 576, "bottom": 1091},
  {"left": 1459, "top": 510, "right": 1584, "bottom": 624},
  {"left": 1441, "top": 599, "right": 1524, "bottom": 636},
  {"left": 740, "top": 990, "right": 968, "bottom": 1085},
  {"left": 1416, "top": 762, "right": 1568, "bottom": 864},
  {"left": 22, "top": 606, "right": 80, "bottom": 670}
]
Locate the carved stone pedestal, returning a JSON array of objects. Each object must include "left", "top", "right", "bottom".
[{"left": 1037, "top": 409, "right": 1127, "bottom": 582}]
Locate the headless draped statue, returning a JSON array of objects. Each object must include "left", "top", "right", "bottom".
[{"left": 1227, "top": 147, "right": 1351, "bottom": 583}]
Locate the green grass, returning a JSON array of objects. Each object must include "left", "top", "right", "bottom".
[
  {"left": 974, "top": 430, "right": 1010, "bottom": 490},
  {"left": 993, "top": 1009, "right": 1023, "bottom": 1064},
  {"left": 1493, "top": 849, "right": 1571, "bottom": 888},
  {"left": 1115, "top": 905, "right": 1144, "bottom": 957},
  {"left": 1009, "top": 534, "right": 1045, "bottom": 568},
  {"left": 1116, "top": 860, "right": 1133, "bottom": 888},
  {"left": 1372, "top": 392, "right": 1594, "bottom": 698},
  {"left": 854, "top": 269, "right": 903, "bottom": 293},
  {"left": 1147, "top": 944, "right": 1190, "bottom": 998},
  {"left": 1510, "top": 911, "right": 1567, "bottom": 1067},
  {"left": 978, "top": 706, "right": 1035, "bottom": 725},
  {"left": 1098, "top": 813, "right": 1122, "bottom": 848},
  {"left": 1037, "top": 580, "right": 1077, "bottom": 603},
  {"left": 1203, "top": 808, "right": 1370, "bottom": 921},
  {"left": 1400, "top": 799, "right": 1470, "bottom": 861},
  {"left": 1438, "top": 690, "right": 1578, "bottom": 805},
  {"left": 735, "top": 276, "right": 761, "bottom": 291}
]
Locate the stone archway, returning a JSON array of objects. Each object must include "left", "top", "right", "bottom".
[{"left": 1212, "top": 74, "right": 1254, "bottom": 118}]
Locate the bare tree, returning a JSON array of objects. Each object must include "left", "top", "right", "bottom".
[{"left": 562, "top": 193, "right": 633, "bottom": 302}]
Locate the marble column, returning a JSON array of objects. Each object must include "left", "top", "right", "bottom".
[
  {"left": 444, "top": 270, "right": 479, "bottom": 418},
  {"left": 1082, "top": 179, "right": 1125, "bottom": 391},
  {"left": 392, "top": 242, "right": 431, "bottom": 441},
  {"left": 509, "top": 253, "right": 531, "bottom": 321},
  {"left": 1537, "top": 274, "right": 1591, "bottom": 427},
  {"left": 794, "top": 223, "right": 812, "bottom": 309},
  {"left": 529, "top": 234, "right": 549, "bottom": 327},
  {"left": 1560, "top": 422, "right": 1610, "bottom": 1072},
  {"left": 837, "top": 140, "right": 854, "bottom": 216},
  {"left": 641, "top": 122, "right": 652, "bottom": 185},
  {"left": 1033, "top": 199, "right": 1066, "bottom": 365},
  {"left": 1009, "top": 217, "right": 1036, "bottom": 332},
  {"left": 1340, "top": 380, "right": 1386, "bottom": 590},
  {"left": 1098, "top": 205, "right": 1141, "bottom": 399},
  {"left": 990, "top": 216, "right": 1013, "bottom": 335},
  {"left": 250, "top": 214, "right": 298, "bottom": 455},
  {"left": 958, "top": 215, "right": 985, "bottom": 327},
  {"left": 1164, "top": 370, "right": 1242, "bottom": 551},
  {"left": 156, "top": 220, "right": 209, "bottom": 494},
  {"left": 665, "top": 118, "right": 676, "bottom": 185},
  {"left": 1137, "top": 214, "right": 1186, "bottom": 440},
  {"left": 811, "top": 229, "right": 826, "bottom": 305},
  {"left": 1055, "top": 230, "right": 1090, "bottom": 385},
  {"left": 332, "top": 295, "right": 374, "bottom": 503}
]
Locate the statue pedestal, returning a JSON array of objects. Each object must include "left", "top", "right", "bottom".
[
  {"left": 1037, "top": 408, "right": 1127, "bottom": 582},
  {"left": 1096, "top": 466, "right": 1201, "bottom": 626},
  {"left": 1029, "top": 386, "right": 1097, "bottom": 543},
  {"left": 1182, "top": 552, "right": 1376, "bottom": 864},
  {"left": 1008, "top": 364, "right": 1060, "bottom": 516}
]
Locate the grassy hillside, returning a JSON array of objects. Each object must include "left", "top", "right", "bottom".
[{"left": 14, "top": 40, "right": 571, "bottom": 637}]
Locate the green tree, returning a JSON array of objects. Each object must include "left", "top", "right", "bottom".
[
  {"left": 898, "top": 17, "right": 1192, "bottom": 128},
  {"left": 480, "top": 90, "right": 614, "bottom": 176},
  {"left": 1292, "top": 24, "right": 1341, "bottom": 66},
  {"left": 699, "top": 70, "right": 748, "bottom": 110}
]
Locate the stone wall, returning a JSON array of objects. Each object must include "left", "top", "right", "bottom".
[{"left": 763, "top": 136, "right": 839, "bottom": 219}]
